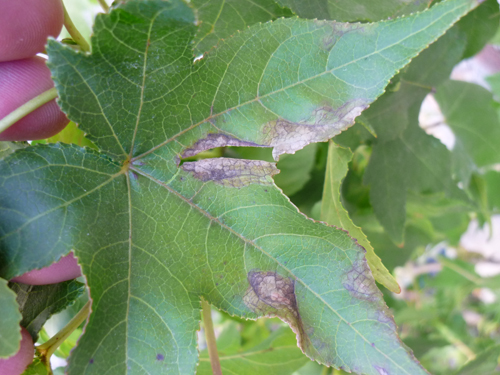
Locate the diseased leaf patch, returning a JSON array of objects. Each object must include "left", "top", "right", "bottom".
[{"left": 0, "top": 0, "right": 483, "bottom": 374}]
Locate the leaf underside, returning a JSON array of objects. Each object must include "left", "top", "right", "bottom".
[{"left": 0, "top": 0, "right": 480, "bottom": 374}]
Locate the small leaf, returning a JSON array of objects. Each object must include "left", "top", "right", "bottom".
[
  {"left": 10, "top": 280, "right": 85, "bottom": 341},
  {"left": 320, "top": 141, "right": 400, "bottom": 293},
  {"left": 0, "top": 141, "right": 27, "bottom": 160},
  {"left": 32, "top": 122, "right": 96, "bottom": 149},
  {"left": 0, "top": 278, "right": 22, "bottom": 358},
  {"left": 22, "top": 358, "right": 49, "bottom": 375}
]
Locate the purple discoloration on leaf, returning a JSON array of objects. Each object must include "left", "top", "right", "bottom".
[
  {"left": 243, "top": 270, "right": 312, "bottom": 353},
  {"left": 375, "top": 366, "right": 390, "bottom": 375},
  {"left": 182, "top": 158, "right": 278, "bottom": 187},
  {"left": 343, "top": 255, "right": 379, "bottom": 302},
  {"left": 263, "top": 99, "right": 369, "bottom": 160}
]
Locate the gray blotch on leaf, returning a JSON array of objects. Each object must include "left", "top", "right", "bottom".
[
  {"left": 263, "top": 99, "right": 369, "bottom": 160},
  {"left": 182, "top": 158, "right": 278, "bottom": 187},
  {"left": 243, "top": 270, "right": 311, "bottom": 353}
]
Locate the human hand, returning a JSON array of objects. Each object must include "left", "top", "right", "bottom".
[{"left": 0, "top": 2, "right": 83, "bottom": 373}]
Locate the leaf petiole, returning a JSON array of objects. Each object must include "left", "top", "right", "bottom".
[
  {"left": 201, "top": 299, "right": 222, "bottom": 375},
  {"left": 37, "top": 300, "right": 90, "bottom": 362},
  {"left": 62, "top": 2, "right": 90, "bottom": 52},
  {"left": 0, "top": 88, "right": 58, "bottom": 135},
  {"left": 97, "top": 0, "right": 110, "bottom": 12}
]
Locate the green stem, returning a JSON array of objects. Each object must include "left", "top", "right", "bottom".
[
  {"left": 37, "top": 301, "right": 91, "bottom": 360},
  {"left": 97, "top": 0, "right": 110, "bottom": 12},
  {"left": 201, "top": 299, "right": 222, "bottom": 375},
  {"left": 0, "top": 88, "right": 58, "bottom": 134},
  {"left": 62, "top": 2, "right": 90, "bottom": 52},
  {"left": 435, "top": 322, "right": 476, "bottom": 361}
]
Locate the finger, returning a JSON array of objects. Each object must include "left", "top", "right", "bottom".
[
  {"left": 11, "top": 253, "right": 82, "bottom": 285},
  {"left": 0, "top": 0, "right": 64, "bottom": 62},
  {"left": 0, "top": 57, "right": 69, "bottom": 141},
  {"left": 0, "top": 327, "right": 34, "bottom": 375}
]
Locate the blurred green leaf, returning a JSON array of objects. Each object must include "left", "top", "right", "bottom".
[
  {"left": 484, "top": 170, "right": 500, "bottom": 212},
  {"left": 455, "top": 344, "right": 500, "bottom": 374},
  {"left": 10, "top": 280, "right": 85, "bottom": 341},
  {"left": 197, "top": 327, "right": 308, "bottom": 375},
  {"left": 32, "top": 122, "right": 96, "bottom": 149},
  {"left": 321, "top": 141, "right": 399, "bottom": 292},
  {"left": 435, "top": 80, "right": 500, "bottom": 168},
  {"left": 192, "top": 0, "right": 293, "bottom": 55},
  {"left": 487, "top": 73, "right": 500, "bottom": 96},
  {"left": 276, "top": 0, "right": 427, "bottom": 22},
  {"left": 362, "top": 26, "right": 468, "bottom": 243},
  {"left": 455, "top": 0, "right": 500, "bottom": 59},
  {"left": 0, "top": 278, "right": 22, "bottom": 358},
  {"left": 22, "top": 358, "right": 49, "bottom": 375},
  {"left": 0, "top": 141, "right": 27, "bottom": 160},
  {"left": 365, "top": 124, "right": 466, "bottom": 243}
]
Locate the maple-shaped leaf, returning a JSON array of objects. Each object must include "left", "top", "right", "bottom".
[{"left": 0, "top": 0, "right": 481, "bottom": 374}]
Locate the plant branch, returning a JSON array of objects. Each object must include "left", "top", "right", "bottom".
[
  {"left": 62, "top": 2, "right": 90, "bottom": 52},
  {"left": 37, "top": 300, "right": 91, "bottom": 360},
  {"left": 0, "top": 88, "right": 58, "bottom": 134},
  {"left": 97, "top": 0, "right": 110, "bottom": 12},
  {"left": 201, "top": 299, "right": 222, "bottom": 375}
]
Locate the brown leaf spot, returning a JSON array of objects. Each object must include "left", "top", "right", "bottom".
[
  {"left": 182, "top": 158, "right": 278, "bottom": 187},
  {"left": 343, "top": 256, "right": 379, "bottom": 302},
  {"left": 243, "top": 271, "right": 310, "bottom": 352},
  {"left": 262, "top": 99, "right": 369, "bottom": 160}
]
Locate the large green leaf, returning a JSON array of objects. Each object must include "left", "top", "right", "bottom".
[
  {"left": 192, "top": 0, "right": 293, "bottom": 55},
  {"left": 10, "top": 280, "right": 85, "bottom": 341},
  {"left": 320, "top": 141, "right": 400, "bottom": 293},
  {"left": 0, "top": 0, "right": 481, "bottom": 374},
  {"left": 0, "top": 278, "right": 22, "bottom": 358}
]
